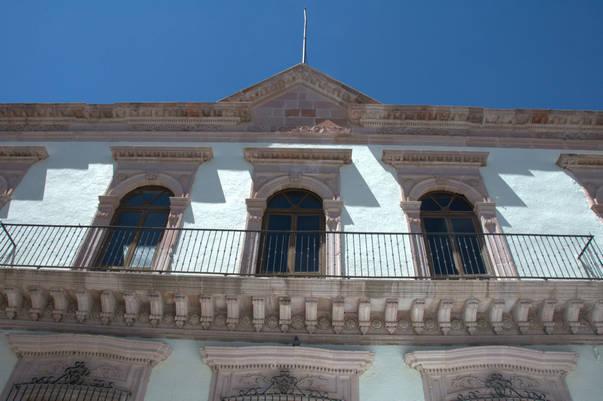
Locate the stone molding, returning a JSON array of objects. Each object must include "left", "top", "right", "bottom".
[
  {"left": 557, "top": 153, "right": 603, "bottom": 218},
  {"left": 203, "top": 346, "right": 373, "bottom": 374},
  {"left": 2, "top": 270, "right": 603, "bottom": 344},
  {"left": 203, "top": 345, "right": 373, "bottom": 401},
  {"left": 220, "top": 63, "right": 378, "bottom": 105},
  {"left": 405, "top": 346, "right": 577, "bottom": 401},
  {"left": 383, "top": 150, "right": 516, "bottom": 278},
  {"left": 382, "top": 150, "right": 488, "bottom": 167},
  {"left": 112, "top": 146, "right": 213, "bottom": 163},
  {"left": 8, "top": 333, "right": 171, "bottom": 365},
  {"left": 0, "top": 146, "right": 48, "bottom": 210},
  {"left": 75, "top": 146, "right": 212, "bottom": 270},
  {"left": 244, "top": 147, "right": 352, "bottom": 165}
]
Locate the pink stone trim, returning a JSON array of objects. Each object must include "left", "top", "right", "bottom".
[
  {"left": 557, "top": 153, "right": 603, "bottom": 219},
  {"left": 0, "top": 146, "right": 48, "bottom": 210}
]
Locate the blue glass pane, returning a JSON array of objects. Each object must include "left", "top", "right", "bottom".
[
  {"left": 451, "top": 218, "right": 486, "bottom": 274},
  {"left": 151, "top": 191, "right": 171, "bottom": 207},
  {"left": 113, "top": 211, "right": 142, "bottom": 227},
  {"left": 449, "top": 197, "right": 473, "bottom": 211},
  {"left": 434, "top": 194, "right": 452, "bottom": 208},
  {"left": 143, "top": 212, "right": 169, "bottom": 228},
  {"left": 299, "top": 193, "right": 322, "bottom": 209},
  {"left": 261, "top": 215, "right": 291, "bottom": 273},
  {"left": 423, "top": 218, "right": 457, "bottom": 275},
  {"left": 99, "top": 227, "right": 136, "bottom": 266},
  {"left": 295, "top": 215, "right": 322, "bottom": 273},
  {"left": 421, "top": 198, "right": 441, "bottom": 211},
  {"left": 123, "top": 193, "right": 146, "bottom": 207},
  {"left": 286, "top": 191, "right": 306, "bottom": 206},
  {"left": 267, "top": 194, "right": 292, "bottom": 209}
]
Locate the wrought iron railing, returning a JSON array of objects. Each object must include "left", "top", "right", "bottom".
[{"left": 0, "top": 223, "right": 601, "bottom": 279}]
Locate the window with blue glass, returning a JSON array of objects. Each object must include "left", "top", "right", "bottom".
[
  {"left": 420, "top": 192, "right": 488, "bottom": 276},
  {"left": 98, "top": 186, "right": 173, "bottom": 268},
  {"left": 258, "top": 189, "right": 324, "bottom": 274}
]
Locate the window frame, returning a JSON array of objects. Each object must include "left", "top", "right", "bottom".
[
  {"left": 420, "top": 191, "right": 491, "bottom": 277},
  {"left": 96, "top": 186, "right": 174, "bottom": 269},
  {"left": 258, "top": 189, "right": 326, "bottom": 275}
]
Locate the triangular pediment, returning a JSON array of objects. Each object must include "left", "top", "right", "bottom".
[{"left": 220, "top": 64, "right": 379, "bottom": 105}]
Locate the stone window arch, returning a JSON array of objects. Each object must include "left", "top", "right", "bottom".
[
  {"left": 241, "top": 147, "right": 352, "bottom": 275},
  {"left": 557, "top": 153, "right": 603, "bottom": 220},
  {"left": 383, "top": 150, "right": 515, "bottom": 277},
  {"left": 75, "top": 146, "right": 212, "bottom": 270}
]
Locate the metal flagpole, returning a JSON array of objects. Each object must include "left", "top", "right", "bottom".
[{"left": 302, "top": 8, "right": 308, "bottom": 64}]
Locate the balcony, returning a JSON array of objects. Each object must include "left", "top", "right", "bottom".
[{"left": 1, "top": 223, "right": 601, "bottom": 280}]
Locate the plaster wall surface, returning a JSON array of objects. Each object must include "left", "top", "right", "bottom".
[
  {"left": 0, "top": 331, "right": 602, "bottom": 401},
  {"left": 1, "top": 141, "right": 601, "bottom": 239}
]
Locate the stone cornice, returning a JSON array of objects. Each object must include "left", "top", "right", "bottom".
[
  {"left": 220, "top": 64, "right": 378, "bottom": 105},
  {"left": 382, "top": 150, "right": 488, "bottom": 167},
  {"left": 557, "top": 153, "right": 603, "bottom": 169},
  {"left": 8, "top": 333, "right": 172, "bottom": 365},
  {"left": 1, "top": 269, "right": 603, "bottom": 345},
  {"left": 111, "top": 146, "right": 213, "bottom": 163},
  {"left": 202, "top": 346, "right": 373, "bottom": 374},
  {"left": 404, "top": 346, "right": 577, "bottom": 376},
  {"left": 0, "top": 146, "right": 48, "bottom": 162},
  {"left": 244, "top": 147, "right": 352, "bottom": 165}
]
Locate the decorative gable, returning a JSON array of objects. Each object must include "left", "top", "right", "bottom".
[{"left": 220, "top": 63, "right": 378, "bottom": 105}]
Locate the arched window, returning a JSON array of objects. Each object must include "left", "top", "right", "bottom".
[
  {"left": 420, "top": 191, "right": 488, "bottom": 276},
  {"left": 98, "top": 186, "right": 173, "bottom": 268},
  {"left": 258, "top": 189, "right": 324, "bottom": 274}
]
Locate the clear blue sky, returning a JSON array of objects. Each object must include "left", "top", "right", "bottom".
[{"left": 1, "top": 0, "right": 602, "bottom": 109}]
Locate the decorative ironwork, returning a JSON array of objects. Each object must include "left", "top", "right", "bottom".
[
  {"left": 221, "top": 369, "right": 342, "bottom": 401},
  {"left": 6, "top": 361, "right": 131, "bottom": 401},
  {"left": 455, "top": 373, "right": 550, "bottom": 401}
]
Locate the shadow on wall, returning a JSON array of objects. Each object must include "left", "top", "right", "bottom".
[
  {"left": 340, "top": 161, "right": 380, "bottom": 207},
  {"left": 1, "top": 143, "right": 113, "bottom": 219}
]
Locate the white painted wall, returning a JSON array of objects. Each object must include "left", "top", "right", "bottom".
[
  {"left": 1, "top": 331, "right": 602, "bottom": 401},
  {"left": 0, "top": 142, "right": 601, "bottom": 276}
]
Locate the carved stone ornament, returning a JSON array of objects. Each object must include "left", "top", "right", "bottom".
[
  {"left": 3, "top": 333, "right": 172, "bottom": 401},
  {"left": 557, "top": 153, "right": 603, "bottom": 219},
  {"left": 202, "top": 346, "right": 373, "bottom": 401},
  {"left": 405, "top": 346, "right": 577, "bottom": 401},
  {"left": 283, "top": 119, "right": 351, "bottom": 136},
  {"left": 0, "top": 146, "right": 48, "bottom": 210}
]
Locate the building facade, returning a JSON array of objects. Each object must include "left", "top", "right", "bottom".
[{"left": 0, "top": 64, "right": 602, "bottom": 401}]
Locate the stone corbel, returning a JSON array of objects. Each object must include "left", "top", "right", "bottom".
[
  {"left": 588, "top": 300, "right": 603, "bottom": 335},
  {"left": 174, "top": 294, "right": 189, "bottom": 328},
  {"left": 385, "top": 299, "right": 399, "bottom": 334},
  {"left": 358, "top": 301, "right": 371, "bottom": 335},
  {"left": 540, "top": 299, "right": 557, "bottom": 335},
  {"left": 28, "top": 288, "right": 47, "bottom": 321},
  {"left": 49, "top": 289, "right": 68, "bottom": 322},
  {"left": 513, "top": 299, "right": 532, "bottom": 334},
  {"left": 149, "top": 292, "right": 164, "bottom": 327},
  {"left": 226, "top": 296, "right": 239, "bottom": 330},
  {"left": 565, "top": 300, "right": 584, "bottom": 334},
  {"left": 200, "top": 295, "right": 214, "bottom": 329},
  {"left": 489, "top": 299, "right": 505, "bottom": 335},
  {"left": 75, "top": 290, "right": 92, "bottom": 323},
  {"left": 464, "top": 298, "right": 479, "bottom": 335},
  {"left": 123, "top": 292, "right": 140, "bottom": 327},
  {"left": 411, "top": 299, "right": 425, "bottom": 334},
  {"left": 5, "top": 288, "right": 22, "bottom": 320},
  {"left": 279, "top": 297, "right": 292, "bottom": 332},
  {"left": 305, "top": 298, "right": 318, "bottom": 334},
  {"left": 437, "top": 300, "right": 453, "bottom": 335},
  {"left": 100, "top": 290, "right": 116, "bottom": 325},
  {"left": 252, "top": 297, "right": 265, "bottom": 332},
  {"left": 332, "top": 298, "right": 345, "bottom": 334}
]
